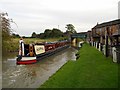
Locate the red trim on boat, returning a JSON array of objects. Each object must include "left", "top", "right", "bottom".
[{"left": 17, "top": 59, "right": 37, "bottom": 65}]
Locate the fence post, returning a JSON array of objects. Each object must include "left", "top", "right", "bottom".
[
  {"left": 92, "top": 42, "right": 93, "bottom": 46},
  {"left": 92, "top": 42, "right": 94, "bottom": 46}
]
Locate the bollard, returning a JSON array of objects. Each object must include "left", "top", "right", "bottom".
[
  {"left": 94, "top": 42, "right": 96, "bottom": 47},
  {"left": 78, "top": 42, "right": 82, "bottom": 48},
  {"left": 103, "top": 45, "right": 106, "bottom": 55},
  {"left": 99, "top": 43, "right": 101, "bottom": 51},
  {"left": 112, "top": 47, "right": 117, "bottom": 63},
  {"left": 101, "top": 44, "right": 103, "bottom": 51},
  {"left": 94, "top": 42, "right": 95, "bottom": 47},
  {"left": 96, "top": 42, "right": 98, "bottom": 49}
]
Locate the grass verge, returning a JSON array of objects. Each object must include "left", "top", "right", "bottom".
[
  {"left": 39, "top": 43, "right": 118, "bottom": 88},
  {"left": 2, "top": 38, "right": 61, "bottom": 52}
]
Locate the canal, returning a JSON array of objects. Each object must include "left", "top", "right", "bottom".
[{"left": 2, "top": 46, "right": 78, "bottom": 88}]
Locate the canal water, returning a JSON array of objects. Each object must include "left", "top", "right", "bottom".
[{"left": 2, "top": 46, "right": 78, "bottom": 88}]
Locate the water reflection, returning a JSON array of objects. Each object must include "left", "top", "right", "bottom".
[{"left": 2, "top": 46, "right": 78, "bottom": 88}]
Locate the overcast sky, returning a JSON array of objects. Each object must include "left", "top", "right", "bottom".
[{"left": 0, "top": 0, "right": 119, "bottom": 36}]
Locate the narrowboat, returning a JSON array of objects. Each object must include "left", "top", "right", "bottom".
[{"left": 16, "top": 39, "right": 70, "bottom": 65}]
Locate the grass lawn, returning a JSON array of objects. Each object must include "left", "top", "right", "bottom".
[{"left": 39, "top": 43, "right": 118, "bottom": 88}]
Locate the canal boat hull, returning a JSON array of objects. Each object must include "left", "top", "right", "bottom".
[
  {"left": 17, "top": 57, "right": 37, "bottom": 65},
  {"left": 16, "top": 40, "right": 70, "bottom": 65},
  {"left": 17, "top": 45, "right": 69, "bottom": 65}
]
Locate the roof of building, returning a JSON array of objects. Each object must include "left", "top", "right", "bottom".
[
  {"left": 87, "top": 30, "right": 91, "bottom": 32},
  {"left": 92, "top": 19, "right": 120, "bottom": 29}
]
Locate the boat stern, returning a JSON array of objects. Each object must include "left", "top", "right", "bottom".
[{"left": 16, "top": 57, "right": 37, "bottom": 65}]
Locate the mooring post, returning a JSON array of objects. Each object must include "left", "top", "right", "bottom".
[{"left": 112, "top": 47, "right": 117, "bottom": 63}]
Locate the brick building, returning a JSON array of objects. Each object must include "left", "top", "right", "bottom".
[
  {"left": 91, "top": 19, "right": 120, "bottom": 46},
  {"left": 86, "top": 30, "right": 92, "bottom": 43}
]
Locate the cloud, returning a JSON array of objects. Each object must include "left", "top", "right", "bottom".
[{"left": 0, "top": 0, "right": 119, "bottom": 36}]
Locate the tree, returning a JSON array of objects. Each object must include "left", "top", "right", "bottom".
[
  {"left": 44, "top": 29, "right": 52, "bottom": 38},
  {"left": 65, "top": 24, "right": 77, "bottom": 34},
  {"left": 12, "top": 33, "right": 20, "bottom": 38},
  {"left": 31, "top": 32, "right": 37, "bottom": 38},
  {"left": 50, "top": 28, "right": 63, "bottom": 38},
  {"left": 38, "top": 33, "right": 45, "bottom": 39},
  {"left": 1, "top": 13, "right": 11, "bottom": 40},
  {"left": 31, "top": 28, "right": 64, "bottom": 39}
]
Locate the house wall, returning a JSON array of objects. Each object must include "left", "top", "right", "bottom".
[{"left": 91, "top": 24, "right": 120, "bottom": 44}]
